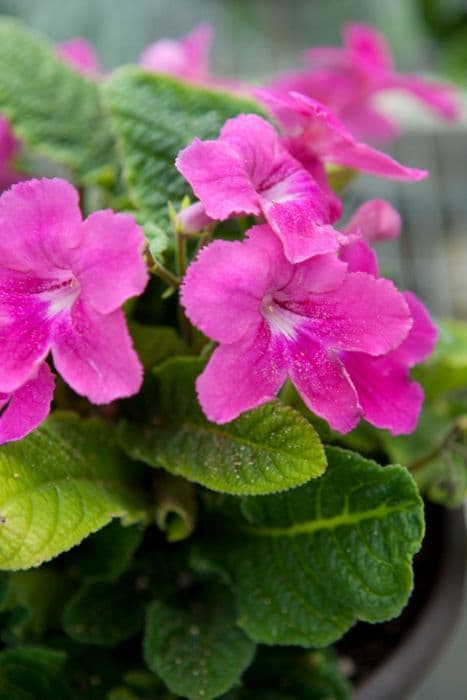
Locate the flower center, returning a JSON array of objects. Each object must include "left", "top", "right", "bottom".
[
  {"left": 260, "top": 293, "right": 301, "bottom": 340},
  {"left": 40, "top": 275, "right": 81, "bottom": 317}
]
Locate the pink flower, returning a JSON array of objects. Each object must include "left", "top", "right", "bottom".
[
  {"left": 56, "top": 38, "right": 101, "bottom": 76},
  {"left": 139, "top": 24, "right": 213, "bottom": 83},
  {"left": 0, "top": 116, "right": 23, "bottom": 192},
  {"left": 0, "top": 363, "right": 55, "bottom": 445},
  {"left": 0, "top": 178, "right": 148, "bottom": 408},
  {"left": 269, "top": 22, "right": 458, "bottom": 142},
  {"left": 176, "top": 114, "right": 341, "bottom": 263},
  {"left": 337, "top": 201, "right": 437, "bottom": 433},
  {"left": 181, "top": 224, "right": 413, "bottom": 432},
  {"left": 255, "top": 90, "right": 428, "bottom": 181}
]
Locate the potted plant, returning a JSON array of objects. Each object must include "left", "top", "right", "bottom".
[{"left": 0, "top": 17, "right": 464, "bottom": 700}]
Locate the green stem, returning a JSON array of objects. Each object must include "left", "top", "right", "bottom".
[{"left": 149, "top": 261, "right": 180, "bottom": 288}]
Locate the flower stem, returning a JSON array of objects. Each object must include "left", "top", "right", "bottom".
[{"left": 149, "top": 260, "right": 180, "bottom": 288}]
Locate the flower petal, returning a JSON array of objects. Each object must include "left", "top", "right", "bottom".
[
  {"left": 176, "top": 138, "right": 260, "bottom": 219},
  {"left": 339, "top": 240, "right": 379, "bottom": 276},
  {"left": 0, "top": 271, "right": 52, "bottom": 393},
  {"left": 51, "top": 301, "right": 143, "bottom": 404},
  {"left": 57, "top": 38, "right": 101, "bottom": 76},
  {"left": 392, "top": 292, "right": 437, "bottom": 367},
  {"left": 0, "top": 363, "right": 55, "bottom": 445},
  {"left": 292, "top": 272, "right": 412, "bottom": 355},
  {"left": 328, "top": 141, "right": 428, "bottom": 181},
  {"left": 70, "top": 210, "right": 148, "bottom": 314},
  {"left": 181, "top": 238, "right": 269, "bottom": 344},
  {"left": 342, "top": 351, "right": 424, "bottom": 435},
  {"left": 196, "top": 324, "right": 287, "bottom": 424},
  {"left": 343, "top": 199, "right": 401, "bottom": 242},
  {"left": 139, "top": 24, "right": 213, "bottom": 82},
  {"left": 0, "top": 178, "right": 82, "bottom": 272},
  {"left": 386, "top": 73, "right": 458, "bottom": 120},
  {"left": 288, "top": 334, "right": 361, "bottom": 433}
]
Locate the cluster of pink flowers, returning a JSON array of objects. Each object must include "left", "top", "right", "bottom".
[
  {"left": 177, "top": 108, "right": 437, "bottom": 434},
  {"left": 0, "top": 21, "right": 454, "bottom": 444},
  {"left": 0, "top": 179, "right": 147, "bottom": 444}
]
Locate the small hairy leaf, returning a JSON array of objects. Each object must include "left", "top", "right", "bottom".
[
  {"left": 0, "top": 18, "right": 115, "bottom": 182},
  {"left": 223, "top": 648, "right": 350, "bottom": 700},
  {"left": 118, "top": 357, "right": 326, "bottom": 495},
  {"left": 196, "top": 447, "right": 424, "bottom": 647},
  {"left": 0, "top": 647, "right": 75, "bottom": 699},
  {"left": 104, "top": 69, "right": 266, "bottom": 242},
  {"left": 62, "top": 573, "right": 149, "bottom": 647},
  {"left": 414, "top": 319, "right": 467, "bottom": 399},
  {"left": 382, "top": 408, "right": 467, "bottom": 507},
  {"left": 143, "top": 583, "right": 255, "bottom": 700},
  {"left": 0, "top": 413, "right": 149, "bottom": 570},
  {"left": 66, "top": 521, "right": 144, "bottom": 581}
]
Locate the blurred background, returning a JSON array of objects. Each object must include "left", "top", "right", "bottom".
[{"left": 0, "top": 1, "right": 466, "bottom": 698}]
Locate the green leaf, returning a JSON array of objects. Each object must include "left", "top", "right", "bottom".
[
  {"left": 414, "top": 319, "right": 467, "bottom": 399},
  {"left": 65, "top": 521, "right": 144, "bottom": 581},
  {"left": 118, "top": 357, "right": 326, "bottom": 495},
  {"left": 0, "top": 647, "right": 76, "bottom": 700},
  {"left": 143, "top": 582, "right": 255, "bottom": 700},
  {"left": 0, "top": 413, "right": 149, "bottom": 570},
  {"left": 104, "top": 69, "right": 266, "bottom": 231},
  {"left": 0, "top": 18, "right": 115, "bottom": 183},
  {"left": 128, "top": 322, "right": 190, "bottom": 370},
  {"left": 382, "top": 408, "right": 467, "bottom": 507},
  {"left": 195, "top": 447, "right": 424, "bottom": 647},
  {"left": 1, "top": 567, "right": 69, "bottom": 642},
  {"left": 62, "top": 573, "right": 149, "bottom": 647},
  {"left": 224, "top": 648, "right": 350, "bottom": 700}
]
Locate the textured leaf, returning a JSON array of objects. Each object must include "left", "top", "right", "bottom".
[
  {"left": 65, "top": 521, "right": 144, "bottom": 581},
  {"left": 128, "top": 322, "right": 190, "bottom": 370},
  {"left": 62, "top": 573, "right": 149, "bottom": 647},
  {"left": 104, "top": 69, "right": 266, "bottom": 235},
  {"left": 0, "top": 18, "right": 115, "bottom": 182},
  {"left": 0, "top": 647, "right": 76, "bottom": 700},
  {"left": 143, "top": 582, "right": 255, "bottom": 700},
  {"left": 195, "top": 447, "right": 424, "bottom": 647},
  {"left": 382, "top": 408, "right": 467, "bottom": 507},
  {"left": 224, "top": 648, "right": 350, "bottom": 700},
  {"left": 118, "top": 357, "right": 326, "bottom": 495},
  {"left": 0, "top": 413, "right": 149, "bottom": 570},
  {"left": 414, "top": 319, "right": 467, "bottom": 399}
]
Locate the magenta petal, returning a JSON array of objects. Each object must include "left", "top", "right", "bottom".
[
  {"left": 140, "top": 24, "right": 213, "bottom": 82},
  {"left": 0, "top": 363, "right": 55, "bottom": 445},
  {"left": 341, "top": 104, "right": 401, "bottom": 143},
  {"left": 343, "top": 352, "right": 424, "bottom": 435},
  {"left": 176, "top": 138, "right": 260, "bottom": 219},
  {"left": 392, "top": 292, "right": 438, "bottom": 367},
  {"left": 288, "top": 335, "right": 361, "bottom": 433},
  {"left": 57, "top": 38, "right": 101, "bottom": 76},
  {"left": 343, "top": 199, "right": 401, "bottom": 242},
  {"left": 328, "top": 141, "right": 428, "bottom": 181},
  {"left": 0, "top": 272, "right": 52, "bottom": 393},
  {"left": 340, "top": 240, "right": 379, "bottom": 276},
  {"left": 297, "top": 272, "right": 412, "bottom": 355},
  {"left": 70, "top": 210, "right": 148, "bottom": 314},
  {"left": 0, "top": 178, "right": 82, "bottom": 272},
  {"left": 181, "top": 239, "right": 269, "bottom": 344},
  {"left": 51, "top": 301, "right": 143, "bottom": 404},
  {"left": 387, "top": 73, "right": 458, "bottom": 120},
  {"left": 196, "top": 325, "right": 287, "bottom": 424},
  {"left": 264, "top": 199, "right": 339, "bottom": 263},
  {"left": 176, "top": 202, "right": 215, "bottom": 233},
  {"left": 344, "top": 23, "right": 393, "bottom": 73},
  {"left": 283, "top": 252, "right": 347, "bottom": 295}
]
